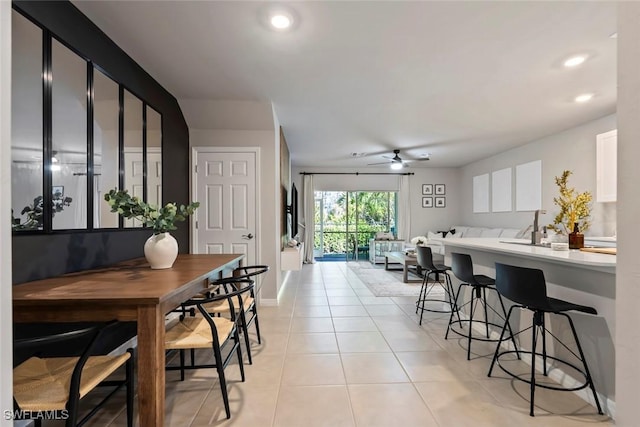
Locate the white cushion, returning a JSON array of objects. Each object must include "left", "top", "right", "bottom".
[
  {"left": 480, "top": 228, "right": 502, "bottom": 237},
  {"left": 445, "top": 231, "right": 462, "bottom": 239},
  {"left": 451, "top": 226, "right": 469, "bottom": 236},
  {"left": 499, "top": 228, "right": 520, "bottom": 238},
  {"left": 464, "top": 227, "right": 485, "bottom": 238},
  {"left": 427, "top": 231, "right": 440, "bottom": 241}
]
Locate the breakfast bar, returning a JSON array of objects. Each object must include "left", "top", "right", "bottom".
[
  {"left": 441, "top": 238, "right": 616, "bottom": 409},
  {"left": 12, "top": 254, "right": 245, "bottom": 427}
]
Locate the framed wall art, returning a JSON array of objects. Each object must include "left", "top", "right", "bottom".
[
  {"left": 435, "top": 197, "right": 446, "bottom": 208},
  {"left": 435, "top": 184, "right": 446, "bottom": 195},
  {"left": 422, "top": 197, "right": 433, "bottom": 208},
  {"left": 422, "top": 184, "right": 433, "bottom": 195}
]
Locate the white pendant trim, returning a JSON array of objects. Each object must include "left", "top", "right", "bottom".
[{"left": 144, "top": 232, "right": 178, "bottom": 269}]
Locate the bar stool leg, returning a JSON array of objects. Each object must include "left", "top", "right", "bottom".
[
  {"left": 488, "top": 305, "right": 517, "bottom": 377},
  {"left": 445, "top": 283, "right": 465, "bottom": 339},
  {"left": 562, "top": 313, "right": 604, "bottom": 415},
  {"left": 482, "top": 287, "right": 489, "bottom": 338},
  {"left": 530, "top": 316, "right": 538, "bottom": 417},
  {"left": 541, "top": 314, "right": 548, "bottom": 376},
  {"left": 496, "top": 293, "right": 520, "bottom": 359},
  {"left": 467, "top": 286, "right": 477, "bottom": 360}
]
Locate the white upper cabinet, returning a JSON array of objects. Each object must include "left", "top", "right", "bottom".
[{"left": 596, "top": 130, "right": 617, "bottom": 202}]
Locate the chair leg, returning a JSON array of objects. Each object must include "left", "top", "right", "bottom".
[
  {"left": 445, "top": 283, "right": 465, "bottom": 339},
  {"left": 530, "top": 316, "right": 538, "bottom": 417},
  {"left": 253, "top": 305, "right": 262, "bottom": 344},
  {"left": 488, "top": 305, "right": 517, "bottom": 377},
  {"left": 212, "top": 342, "right": 231, "bottom": 419},
  {"left": 235, "top": 327, "right": 246, "bottom": 383},
  {"left": 418, "top": 271, "right": 433, "bottom": 325},
  {"left": 496, "top": 293, "right": 520, "bottom": 359},
  {"left": 562, "top": 313, "right": 604, "bottom": 415},
  {"left": 179, "top": 349, "right": 185, "bottom": 381},
  {"left": 467, "top": 286, "right": 477, "bottom": 360},
  {"left": 445, "top": 274, "right": 461, "bottom": 323},
  {"left": 541, "top": 314, "right": 548, "bottom": 376},
  {"left": 482, "top": 287, "right": 489, "bottom": 339},
  {"left": 126, "top": 349, "right": 134, "bottom": 427},
  {"left": 416, "top": 273, "right": 427, "bottom": 314},
  {"left": 240, "top": 310, "right": 253, "bottom": 364}
]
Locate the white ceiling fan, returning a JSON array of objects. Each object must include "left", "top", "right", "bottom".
[{"left": 368, "top": 149, "right": 430, "bottom": 169}]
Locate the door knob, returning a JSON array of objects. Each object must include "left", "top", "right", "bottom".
[{"left": 242, "top": 233, "right": 254, "bottom": 240}]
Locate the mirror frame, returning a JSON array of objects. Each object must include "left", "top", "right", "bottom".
[{"left": 10, "top": 6, "right": 162, "bottom": 234}]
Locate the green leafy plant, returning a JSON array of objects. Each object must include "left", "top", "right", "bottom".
[
  {"left": 548, "top": 170, "right": 592, "bottom": 234},
  {"left": 12, "top": 193, "right": 72, "bottom": 230},
  {"left": 104, "top": 189, "right": 199, "bottom": 234}
]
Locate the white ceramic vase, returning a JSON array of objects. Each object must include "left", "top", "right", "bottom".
[{"left": 144, "top": 232, "right": 178, "bottom": 269}]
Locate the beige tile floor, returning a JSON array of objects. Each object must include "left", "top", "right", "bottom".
[{"left": 72, "top": 262, "right": 612, "bottom": 426}]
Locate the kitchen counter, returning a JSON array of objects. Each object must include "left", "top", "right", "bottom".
[
  {"left": 441, "top": 237, "right": 615, "bottom": 412},
  {"left": 442, "top": 238, "right": 615, "bottom": 273}
]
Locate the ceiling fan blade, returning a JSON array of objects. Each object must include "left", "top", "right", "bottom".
[{"left": 367, "top": 161, "right": 392, "bottom": 166}]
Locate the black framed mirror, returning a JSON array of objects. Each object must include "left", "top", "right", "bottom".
[{"left": 10, "top": 7, "right": 163, "bottom": 234}]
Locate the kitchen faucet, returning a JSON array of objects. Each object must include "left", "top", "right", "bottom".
[{"left": 531, "top": 209, "right": 547, "bottom": 244}]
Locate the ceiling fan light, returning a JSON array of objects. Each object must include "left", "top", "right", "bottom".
[{"left": 390, "top": 162, "right": 403, "bottom": 170}]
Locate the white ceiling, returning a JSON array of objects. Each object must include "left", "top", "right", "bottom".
[{"left": 72, "top": 1, "right": 617, "bottom": 168}]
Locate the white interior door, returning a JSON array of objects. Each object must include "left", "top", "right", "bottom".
[
  {"left": 123, "top": 147, "right": 162, "bottom": 227},
  {"left": 193, "top": 148, "right": 258, "bottom": 265}
]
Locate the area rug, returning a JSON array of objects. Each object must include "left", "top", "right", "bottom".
[{"left": 347, "top": 262, "right": 444, "bottom": 297}]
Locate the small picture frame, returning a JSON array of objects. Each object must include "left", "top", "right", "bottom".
[
  {"left": 435, "top": 184, "right": 446, "bottom": 195},
  {"left": 422, "top": 184, "right": 433, "bottom": 195},
  {"left": 422, "top": 197, "right": 433, "bottom": 208},
  {"left": 52, "top": 186, "right": 64, "bottom": 197},
  {"left": 435, "top": 197, "right": 446, "bottom": 208}
]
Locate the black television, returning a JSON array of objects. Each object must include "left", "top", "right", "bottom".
[{"left": 288, "top": 183, "right": 299, "bottom": 239}]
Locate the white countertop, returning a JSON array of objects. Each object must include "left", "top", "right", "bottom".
[{"left": 442, "top": 238, "right": 616, "bottom": 271}]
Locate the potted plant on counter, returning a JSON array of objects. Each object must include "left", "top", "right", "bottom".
[
  {"left": 105, "top": 189, "right": 200, "bottom": 269},
  {"left": 548, "top": 170, "right": 592, "bottom": 249}
]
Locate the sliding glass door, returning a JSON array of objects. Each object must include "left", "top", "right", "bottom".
[{"left": 314, "top": 191, "right": 396, "bottom": 261}]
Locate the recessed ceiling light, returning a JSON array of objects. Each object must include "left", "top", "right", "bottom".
[
  {"left": 575, "top": 93, "right": 594, "bottom": 103},
  {"left": 563, "top": 55, "right": 587, "bottom": 68},
  {"left": 270, "top": 14, "right": 291, "bottom": 29}
]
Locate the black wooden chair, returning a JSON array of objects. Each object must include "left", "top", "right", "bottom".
[
  {"left": 12, "top": 321, "right": 134, "bottom": 427},
  {"left": 488, "top": 263, "right": 603, "bottom": 416},
  {"left": 202, "top": 265, "right": 269, "bottom": 364},
  {"left": 165, "top": 279, "right": 254, "bottom": 419}
]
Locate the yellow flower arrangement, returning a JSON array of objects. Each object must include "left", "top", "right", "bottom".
[{"left": 548, "top": 170, "right": 592, "bottom": 234}]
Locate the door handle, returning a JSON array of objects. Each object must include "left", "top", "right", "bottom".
[{"left": 242, "top": 233, "right": 254, "bottom": 240}]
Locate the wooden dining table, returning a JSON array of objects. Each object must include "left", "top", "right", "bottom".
[{"left": 12, "top": 253, "right": 245, "bottom": 427}]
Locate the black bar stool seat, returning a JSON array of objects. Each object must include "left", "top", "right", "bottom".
[
  {"left": 414, "top": 246, "right": 458, "bottom": 325},
  {"left": 488, "top": 262, "right": 603, "bottom": 417},
  {"left": 445, "top": 252, "right": 518, "bottom": 360}
]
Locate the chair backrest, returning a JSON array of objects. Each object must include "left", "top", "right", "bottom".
[
  {"left": 450, "top": 252, "right": 475, "bottom": 283},
  {"left": 234, "top": 265, "right": 269, "bottom": 280},
  {"left": 186, "top": 279, "right": 255, "bottom": 321},
  {"left": 494, "top": 263, "right": 548, "bottom": 309},
  {"left": 415, "top": 245, "right": 436, "bottom": 270}
]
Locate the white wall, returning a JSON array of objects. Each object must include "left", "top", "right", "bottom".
[
  {"left": 291, "top": 166, "right": 462, "bottom": 242},
  {"left": 0, "top": 1, "right": 13, "bottom": 424},
  {"left": 459, "top": 114, "right": 616, "bottom": 236},
  {"left": 616, "top": 4, "right": 640, "bottom": 425},
  {"left": 189, "top": 129, "right": 281, "bottom": 300}
]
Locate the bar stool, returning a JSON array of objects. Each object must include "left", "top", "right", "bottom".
[
  {"left": 414, "top": 245, "right": 458, "bottom": 325},
  {"left": 445, "top": 252, "right": 517, "bottom": 360},
  {"left": 488, "top": 263, "right": 603, "bottom": 417}
]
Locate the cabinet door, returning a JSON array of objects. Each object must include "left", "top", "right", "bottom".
[{"left": 596, "top": 130, "right": 617, "bottom": 202}]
